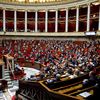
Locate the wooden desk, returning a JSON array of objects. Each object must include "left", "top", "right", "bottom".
[
  {"left": 4, "top": 54, "right": 13, "bottom": 60},
  {"left": 0, "top": 60, "right": 4, "bottom": 79},
  {"left": 0, "top": 60, "right": 4, "bottom": 65}
]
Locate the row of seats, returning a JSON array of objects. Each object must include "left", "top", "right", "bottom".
[{"left": 43, "top": 66, "right": 100, "bottom": 99}]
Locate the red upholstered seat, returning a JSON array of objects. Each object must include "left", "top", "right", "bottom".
[
  {"left": 0, "top": 54, "right": 2, "bottom": 58},
  {"left": 18, "top": 58, "right": 25, "bottom": 62},
  {"left": 12, "top": 95, "right": 15, "bottom": 100}
]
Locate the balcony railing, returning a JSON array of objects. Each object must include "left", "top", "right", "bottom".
[{"left": 0, "top": 0, "right": 80, "bottom": 5}]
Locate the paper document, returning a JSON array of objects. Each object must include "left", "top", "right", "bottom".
[{"left": 79, "top": 92, "right": 91, "bottom": 98}]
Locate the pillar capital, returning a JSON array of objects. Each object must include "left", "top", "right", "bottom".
[
  {"left": 45, "top": 9, "right": 48, "bottom": 12},
  {"left": 87, "top": 3, "right": 91, "bottom": 6},
  {"left": 35, "top": 10, "right": 38, "bottom": 12},
  {"left": 13, "top": 9, "right": 17, "bottom": 11},
  {"left": 56, "top": 9, "right": 59, "bottom": 11},
  {"left": 25, "top": 10, "right": 28, "bottom": 12},
  {"left": 65, "top": 7, "right": 69, "bottom": 10},
  {"left": 75, "top": 5, "right": 79, "bottom": 9}
]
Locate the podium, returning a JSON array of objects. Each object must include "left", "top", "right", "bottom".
[
  {"left": 3, "top": 54, "right": 14, "bottom": 71},
  {"left": 0, "top": 60, "right": 4, "bottom": 79}
]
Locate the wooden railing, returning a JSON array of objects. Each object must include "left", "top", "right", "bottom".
[
  {"left": 17, "top": 66, "right": 100, "bottom": 100},
  {"left": 18, "top": 80, "right": 78, "bottom": 100}
]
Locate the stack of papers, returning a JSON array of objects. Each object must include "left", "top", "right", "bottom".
[{"left": 79, "top": 92, "right": 91, "bottom": 98}]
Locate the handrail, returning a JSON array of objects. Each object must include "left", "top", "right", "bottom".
[
  {"left": 18, "top": 66, "right": 100, "bottom": 100},
  {"left": 7, "top": 60, "right": 15, "bottom": 79},
  {"left": 18, "top": 80, "right": 79, "bottom": 100}
]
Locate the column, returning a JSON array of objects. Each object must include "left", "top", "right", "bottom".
[
  {"left": 14, "top": 10, "right": 17, "bottom": 32},
  {"left": 99, "top": 5, "right": 100, "bottom": 31},
  {"left": 25, "top": 11, "right": 27, "bottom": 32},
  {"left": 35, "top": 11, "right": 38, "bottom": 32},
  {"left": 55, "top": 10, "right": 58, "bottom": 32},
  {"left": 3, "top": 9, "right": 6, "bottom": 32},
  {"left": 45, "top": 10, "right": 48, "bottom": 32},
  {"left": 76, "top": 6, "right": 79, "bottom": 32},
  {"left": 65, "top": 8, "right": 68, "bottom": 32},
  {"left": 87, "top": 4, "right": 90, "bottom": 31}
]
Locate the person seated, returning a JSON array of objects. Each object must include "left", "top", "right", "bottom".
[
  {"left": 14, "top": 62, "right": 22, "bottom": 72},
  {"left": 89, "top": 70, "right": 97, "bottom": 86},
  {"left": 55, "top": 73, "right": 61, "bottom": 81},
  {"left": 46, "top": 79, "right": 54, "bottom": 84},
  {"left": 21, "top": 68, "right": 24, "bottom": 73},
  {"left": 92, "top": 83, "right": 100, "bottom": 99},
  {"left": 82, "top": 79, "right": 89, "bottom": 88},
  {"left": 28, "top": 75, "right": 37, "bottom": 81}
]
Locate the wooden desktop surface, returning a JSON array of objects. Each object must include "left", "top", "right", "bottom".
[{"left": 0, "top": 60, "right": 4, "bottom": 65}]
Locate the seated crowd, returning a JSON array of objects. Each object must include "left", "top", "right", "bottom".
[{"left": 0, "top": 39, "right": 100, "bottom": 82}]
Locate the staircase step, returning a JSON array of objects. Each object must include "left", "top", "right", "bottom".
[
  {"left": 4, "top": 70, "right": 9, "bottom": 72},
  {"left": 4, "top": 78, "right": 10, "bottom": 80},
  {"left": 4, "top": 69, "right": 14, "bottom": 90},
  {"left": 4, "top": 73, "right": 10, "bottom": 76},
  {"left": 9, "top": 86, "right": 19, "bottom": 92},
  {"left": 4, "top": 72, "right": 9, "bottom": 74},
  {"left": 8, "top": 83, "right": 13, "bottom": 86},
  {"left": 12, "top": 80, "right": 19, "bottom": 85},
  {"left": 6, "top": 78, "right": 11, "bottom": 81},
  {"left": 8, "top": 81, "right": 12, "bottom": 85},
  {"left": 4, "top": 76, "right": 10, "bottom": 79},
  {"left": 3, "top": 90, "right": 12, "bottom": 100},
  {"left": 4, "top": 70, "right": 10, "bottom": 73},
  {"left": 4, "top": 69, "right": 9, "bottom": 71},
  {"left": 8, "top": 81, "right": 13, "bottom": 89},
  {"left": 8, "top": 89, "right": 14, "bottom": 97},
  {"left": 8, "top": 84, "right": 13, "bottom": 89},
  {"left": 2, "top": 93, "right": 8, "bottom": 100}
]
